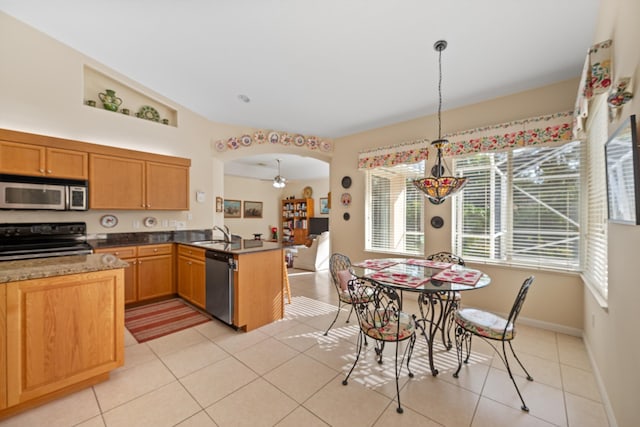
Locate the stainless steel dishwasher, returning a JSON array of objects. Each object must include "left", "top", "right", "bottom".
[{"left": 205, "top": 250, "right": 236, "bottom": 325}]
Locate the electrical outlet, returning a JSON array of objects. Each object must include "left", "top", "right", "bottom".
[
  {"left": 162, "top": 220, "right": 169, "bottom": 227},
  {"left": 133, "top": 220, "right": 141, "bottom": 229},
  {"left": 187, "top": 212, "right": 193, "bottom": 220}
]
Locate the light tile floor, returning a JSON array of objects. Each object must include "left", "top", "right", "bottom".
[{"left": 0, "top": 269, "right": 609, "bottom": 427}]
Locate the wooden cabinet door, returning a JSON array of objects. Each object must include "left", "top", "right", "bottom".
[
  {"left": 177, "top": 255, "right": 193, "bottom": 301},
  {"left": 190, "top": 258, "right": 206, "bottom": 309},
  {"left": 94, "top": 246, "right": 138, "bottom": 304},
  {"left": 89, "top": 154, "right": 145, "bottom": 209},
  {"left": 146, "top": 162, "right": 189, "bottom": 210},
  {"left": 137, "top": 254, "right": 174, "bottom": 301},
  {"left": 45, "top": 147, "right": 88, "bottom": 179},
  {"left": 0, "top": 141, "right": 45, "bottom": 176},
  {"left": 5, "top": 270, "right": 124, "bottom": 406},
  {"left": 177, "top": 245, "right": 206, "bottom": 309},
  {"left": 0, "top": 286, "right": 6, "bottom": 410}
]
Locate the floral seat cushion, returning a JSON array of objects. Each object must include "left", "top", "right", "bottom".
[
  {"left": 360, "top": 311, "right": 415, "bottom": 341},
  {"left": 454, "top": 308, "right": 515, "bottom": 340}
]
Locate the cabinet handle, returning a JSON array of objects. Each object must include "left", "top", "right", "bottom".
[
  {"left": 188, "top": 261, "right": 192, "bottom": 265},
  {"left": 47, "top": 169, "right": 52, "bottom": 174},
  {"left": 153, "top": 248, "right": 158, "bottom": 252},
  {"left": 114, "top": 252, "right": 119, "bottom": 256},
  {"left": 39, "top": 168, "right": 45, "bottom": 173}
]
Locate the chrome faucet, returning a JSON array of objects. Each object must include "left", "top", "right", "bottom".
[{"left": 213, "top": 225, "right": 232, "bottom": 243}]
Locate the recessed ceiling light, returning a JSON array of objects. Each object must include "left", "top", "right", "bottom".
[{"left": 238, "top": 94, "right": 250, "bottom": 103}]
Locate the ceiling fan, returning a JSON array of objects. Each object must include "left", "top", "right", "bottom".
[{"left": 273, "top": 159, "right": 286, "bottom": 188}]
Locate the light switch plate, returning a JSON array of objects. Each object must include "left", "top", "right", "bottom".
[{"left": 196, "top": 191, "right": 205, "bottom": 203}]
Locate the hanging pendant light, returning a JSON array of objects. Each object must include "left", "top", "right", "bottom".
[
  {"left": 413, "top": 40, "right": 467, "bottom": 204},
  {"left": 273, "top": 159, "right": 286, "bottom": 188}
]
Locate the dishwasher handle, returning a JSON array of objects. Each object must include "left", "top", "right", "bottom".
[{"left": 205, "top": 250, "right": 236, "bottom": 270}]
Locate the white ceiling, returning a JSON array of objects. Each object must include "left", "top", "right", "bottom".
[
  {"left": 1, "top": 1, "right": 599, "bottom": 180},
  {"left": 224, "top": 153, "right": 329, "bottom": 181}
]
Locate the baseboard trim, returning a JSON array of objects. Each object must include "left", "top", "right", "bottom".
[
  {"left": 514, "top": 315, "right": 582, "bottom": 337},
  {"left": 582, "top": 334, "right": 619, "bottom": 427}
]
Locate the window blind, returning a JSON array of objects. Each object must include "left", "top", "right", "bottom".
[
  {"left": 582, "top": 97, "right": 608, "bottom": 299},
  {"left": 453, "top": 140, "right": 581, "bottom": 270},
  {"left": 366, "top": 162, "right": 425, "bottom": 256}
]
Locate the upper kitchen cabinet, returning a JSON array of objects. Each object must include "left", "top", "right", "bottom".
[
  {"left": 90, "top": 154, "right": 189, "bottom": 210},
  {"left": 0, "top": 141, "right": 88, "bottom": 179},
  {"left": 146, "top": 162, "right": 189, "bottom": 210},
  {"left": 89, "top": 154, "right": 145, "bottom": 209}
]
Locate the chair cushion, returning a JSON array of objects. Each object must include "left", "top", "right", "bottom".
[
  {"left": 454, "top": 308, "right": 514, "bottom": 340},
  {"left": 337, "top": 269, "right": 354, "bottom": 291},
  {"left": 361, "top": 311, "right": 415, "bottom": 341},
  {"left": 340, "top": 285, "right": 374, "bottom": 304}
]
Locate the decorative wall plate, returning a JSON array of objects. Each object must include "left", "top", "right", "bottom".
[
  {"left": 268, "top": 131, "right": 280, "bottom": 144},
  {"left": 303, "top": 186, "right": 313, "bottom": 198},
  {"left": 143, "top": 216, "right": 158, "bottom": 228},
  {"left": 341, "top": 192, "right": 352, "bottom": 207},
  {"left": 138, "top": 105, "right": 160, "bottom": 121},
  {"left": 341, "top": 176, "right": 352, "bottom": 189},
  {"left": 430, "top": 216, "right": 444, "bottom": 229},
  {"left": 240, "top": 134, "right": 252, "bottom": 146},
  {"left": 100, "top": 214, "right": 118, "bottom": 228}
]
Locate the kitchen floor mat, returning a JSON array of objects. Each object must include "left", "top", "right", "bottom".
[{"left": 125, "top": 298, "right": 212, "bottom": 343}]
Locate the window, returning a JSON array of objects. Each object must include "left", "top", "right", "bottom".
[
  {"left": 582, "top": 97, "right": 608, "bottom": 299},
  {"left": 366, "top": 162, "right": 424, "bottom": 255},
  {"left": 453, "top": 140, "right": 581, "bottom": 270}
]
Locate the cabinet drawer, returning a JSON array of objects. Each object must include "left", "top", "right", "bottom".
[
  {"left": 138, "top": 244, "right": 173, "bottom": 257},
  {"left": 94, "top": 246, "right": 137, "bottom": 258},
  {"left": 178, "top": 245, "right": 205, "bottom": 259}
]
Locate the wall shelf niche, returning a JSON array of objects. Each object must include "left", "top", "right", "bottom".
[{"left": 83, "top": 65, "right": 178, "bottom": 127}]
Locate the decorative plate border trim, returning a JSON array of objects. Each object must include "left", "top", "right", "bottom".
[{"left": 214, "top": 130, "right": 333, "bottom": 153}]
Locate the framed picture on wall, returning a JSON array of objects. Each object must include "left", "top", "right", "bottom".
[
  {"left": 244, "top": 201, "right": 263, "bottom": 218},
  {"left": 320, "top": 197, "right": 329, "bottom": 214},
  {"left": 215, "top": 196, "right": 223, "bottom": 212},
  {"left": 223, "top": 199, "right": 241, "bottom": 218}
]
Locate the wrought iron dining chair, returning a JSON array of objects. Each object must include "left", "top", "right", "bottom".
[
  {"left": 342, "top": 277, "right": 416, "bottom": 414},
  {"left": 324, "top": 253, "right": 358, "bottom": 336},
  {"left": 421, "top": 251, "right": 465, "bottom": 349},
  {"left": 453, "top": 275, "right": 535, "bottom": 411}
]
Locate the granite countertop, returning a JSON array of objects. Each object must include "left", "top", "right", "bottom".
[
  {"left": 0, "top": 253, "right": 129, "bottom": 284},
  {"left": 88, "top": 229, "right": 283, "bottom": 255}
]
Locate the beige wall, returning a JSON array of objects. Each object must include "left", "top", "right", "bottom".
[
  {"left": 583, "top": 0, "right": 640, "bottom": 425},
  {"left": 331, "top": 78, "right": 584, "bottom": 332},
  {"left": 223, "top": 176, "right": 330, "bottom": 240},
  {"left": 0, "top": 11, "right": 243, "bottom": 234}
]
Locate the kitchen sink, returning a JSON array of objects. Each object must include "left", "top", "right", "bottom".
[{"left": 190, "top": 239, "right": 228, "bottom": 245}]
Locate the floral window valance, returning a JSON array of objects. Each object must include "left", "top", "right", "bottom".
[
  {"left": 358, "top": 139, "right": 429, "bottom": 170},
  {"left": 441, "top": 111, "right": 574, "bottom": 157},
  {"left": 573, "top": 39, "right": 613, "bottom": 137}
]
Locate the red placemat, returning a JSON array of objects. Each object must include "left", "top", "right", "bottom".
[
  {"left": 405, "top": 259, "right": 453, "bottom": 270},
  {"left": 354, "top": 259, "right": 398, "bottom": 270},
  {"left": 431, "top": 268, "right": 483, "bottom": 286},
  {"left": 367, "top": 271, "right": 430, "bottom": 288}
]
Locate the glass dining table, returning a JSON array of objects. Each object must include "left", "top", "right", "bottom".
[{"left": 351, "top": 258, "right": 491, "bottom": 376}]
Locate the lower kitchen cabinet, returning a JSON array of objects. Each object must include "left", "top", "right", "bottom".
[
  {"left": 137, "top": 244, "right": 174, "bottom": 300},
  {"left": 234, "top": 249, "right": 284, "bottom": 331},
  {"left": 3, "top": 269, "right": 124, "bottom": 412},
  {"left": 177, "top": 245, "right": 206, "bottom": 309},
  {"left": 0, "top": 286, "right": 6, "bottom": 411},
  {"left": 95, "top": 243, "right": 174, "bottom": 304}
]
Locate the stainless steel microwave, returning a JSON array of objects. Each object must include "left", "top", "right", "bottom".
[{"left": 0, "top": 174, "right": 88, "bottom": 211}]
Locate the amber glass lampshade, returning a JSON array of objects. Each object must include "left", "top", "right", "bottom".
[{"left": 413, "top": 139, "right": 467, "bottom": 204}]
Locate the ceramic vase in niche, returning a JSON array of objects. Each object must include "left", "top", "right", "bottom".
[{"left": 98, "top": 89, "right": 122, "bottom": 112}]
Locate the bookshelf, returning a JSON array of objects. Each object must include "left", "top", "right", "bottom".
[{"left": 281, "top": 198, "right": 314, "bottom": 245}]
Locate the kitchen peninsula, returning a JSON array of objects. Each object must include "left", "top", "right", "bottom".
[{"left": 91, "top": 231, "right": 285, "bottom": 332}]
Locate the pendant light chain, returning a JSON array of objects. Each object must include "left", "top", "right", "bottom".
[{"left": 437, "top": 45, "right": 443, "bottom": 140}]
